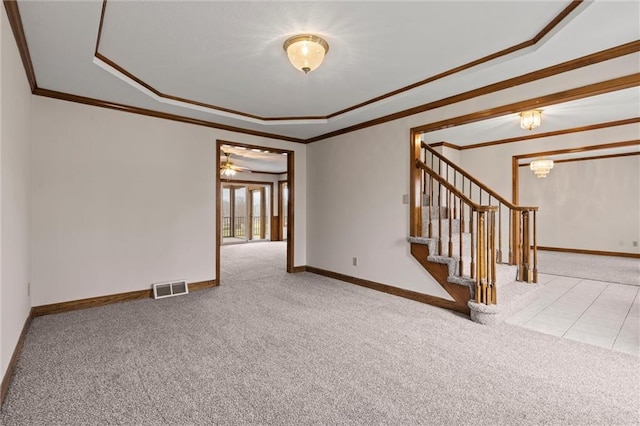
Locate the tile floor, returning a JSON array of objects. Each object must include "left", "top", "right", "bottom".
[{"left": 506, "top": 273, "right": 640, "bottom": 356}]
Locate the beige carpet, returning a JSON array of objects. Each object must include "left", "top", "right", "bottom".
[
  {"left": 537, "top": 249, "right": 640, "bottom": 286},
  {"left": 1, "top": 242, "right": 638, "bottom": 425}
]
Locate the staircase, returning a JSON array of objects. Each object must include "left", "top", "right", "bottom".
[{"left": 409, "top": 141, "right": 541, "bottom": 324}]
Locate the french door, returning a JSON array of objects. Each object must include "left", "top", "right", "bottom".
[{"left": 222, "top": 184, "right": 269, "bottom": 244}]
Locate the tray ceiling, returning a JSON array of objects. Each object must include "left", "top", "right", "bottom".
[{"left": 13, "top": 0, "right": 640, "bottom": 141}]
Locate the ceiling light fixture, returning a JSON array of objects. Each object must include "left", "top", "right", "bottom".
[
  {"left": 283, "top": 34, "right": 329, "bottom": 74},
  {"left": 221, "top": 163, "right": 237, "bottom": 178},
  {"left": 530, "top": 158, "right": 554, "bottom": 178},
  {"left": 520, "top": 109, "right": 542, "bottom": 130}
]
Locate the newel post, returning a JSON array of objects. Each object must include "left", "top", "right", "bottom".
[{"left": 475, "top": 211, "right": 487, "bottom": 304}]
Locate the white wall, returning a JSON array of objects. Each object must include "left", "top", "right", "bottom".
[
  {"left": 31, "top": 97, "right": 307, "bottom": 306},
  {"left": 456, "top": 124, "right": 640, "bottom": 255},
  {"left": 1, "top": 9, "right": 32, "bottom": 378},
  {"left": 519, "top": 154, "right": 640, "bottom": 253},
  {"left": 306, "top": 52, "right": 638, "bottom": 298},
  {"left": 307, "top": 119, "right": 451, "bottom": 299}
]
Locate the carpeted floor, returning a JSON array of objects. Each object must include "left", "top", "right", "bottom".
[
  {"left": 2, "top": 242, "right": 639, "bottom": 425},
  {"left": 537, "top": 250, "right": 640, "bottom": 286}
]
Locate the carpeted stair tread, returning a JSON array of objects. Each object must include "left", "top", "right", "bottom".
[
  {"left": 410, "top": 226, "right": 536, "bottom": 325},
  {"left": 468, "top": 280, "right": 543, "bottom": 325},
  {"left": 408, "top": 236, "right": 431, "bottom": 245}
]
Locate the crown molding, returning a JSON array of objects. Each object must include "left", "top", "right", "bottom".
[
  {"left": 4, "top": 0, "right": 638, "bottom": 144},
  {"left": 93, "top": 0, "right": 585, "bottom": 124}
]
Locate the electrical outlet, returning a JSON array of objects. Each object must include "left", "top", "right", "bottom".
[
  {"left": 402, "top": 194, "right": 409, "bottom": 204},
  {"left": 352, "top": 257, "right": 358, "bottom": 266},
  {"left": 27, "top": 282, "right": 30, "bottom": 297},
  {"left": 633, "top": 241, "right": 638, "bottom": 247}
]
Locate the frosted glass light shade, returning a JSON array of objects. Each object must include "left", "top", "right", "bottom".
[
  {"left": 520, "top": 110, "right": 542, "bottom": 130},
  {"left": 221, "top": 165, "right": 236, "bottom": 177},
  {"left": 530, "top": 158, "right": 554, "bottom": 178},
  {"left": 284, "top": 34, "right": 329, "bottom": 74}
]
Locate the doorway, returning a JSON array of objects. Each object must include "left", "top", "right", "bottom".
[
  {"left": 216, "top": 140, "right": 295, "bottom": 282},
  {"left": 222, "top": 183, "right": 272, "bottom": 244}
]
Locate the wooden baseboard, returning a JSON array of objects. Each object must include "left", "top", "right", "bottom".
[
  {"left": 1, "top": 309, "right": 33, "bottom": 407},
  {"left": 32, "top": 279, "right": 218, "bottom": 317},
  {"left": 306, "top": 266, "right": 470, "bottom": 315},
  {"left": 537, "top": 246, "right": 640, "bottom": 259},
  {"left": 292, "top": 266, "right": 307, "bottom": 273}
]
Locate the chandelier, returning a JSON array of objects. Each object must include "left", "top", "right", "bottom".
[
  {"left": 283, "top": 34, "right": 329, "bottom": 74},
  {"left": 520, "top": 110, "right": 542, "bottom": 130},
  {"left": 530, "top": 158, "right": 554, "bottom": 178}
]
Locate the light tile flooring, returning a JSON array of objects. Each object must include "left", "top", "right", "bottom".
[{"left": 506, "top": 274, "right": 639, "bottom": 356}]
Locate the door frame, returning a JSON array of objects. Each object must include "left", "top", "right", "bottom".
[
  {"left": 216, "top": 139, "right": 295, "bottom": 282},
  {"left": 278, "top": 180, "right": 288, "bottom": 241}
]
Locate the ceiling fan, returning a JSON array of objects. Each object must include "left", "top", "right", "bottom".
[{"left": 220, "top": 152, "right": 251, "bottom": 178}]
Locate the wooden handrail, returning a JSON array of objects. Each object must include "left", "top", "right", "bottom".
[
  {"left": 421, "top": 142, "right": 538, "bottom": 211},
  {"left": 417, "top": 160, "right": 497, "bottom": 213},
  {"left": 413, "top": 141, "right": 539, "bottom": 307}
]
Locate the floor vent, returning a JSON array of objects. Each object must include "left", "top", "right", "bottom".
[{"left": 152, "top": 280, "right": 189, "bottom": 299}]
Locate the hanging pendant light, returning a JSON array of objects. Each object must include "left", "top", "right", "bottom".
[{"left": 283, "top": 34, "right": 329, "bottom": 74}]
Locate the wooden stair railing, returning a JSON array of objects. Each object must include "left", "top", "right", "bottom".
[
  {"left": 417, "top": 160, "right": 498, "bottom": 305},
  {"left": 416, "top": 142, "right": 539, "bottom": 289}
]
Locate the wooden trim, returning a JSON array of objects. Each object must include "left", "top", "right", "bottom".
[
  {"left": 421, "top": 142, "right": 535, "bottom": 211},
  {"left": 216, "top": 140, "right": 222, "bottom": 285},
  {"left": 221, "top": 180, "right": 274, "bottom": 188},
  {"left": 462, "top": 117, "right": 640, "bottom": 151},
  {"left": 550, "top": 151, "right": 639, "bottom": 164},
  {"left": 31, "top": 279, "right": 217, "bottom": 317},
  {"left": 306, "top": 266, "right": 470, "bottom": 315},
  {"left": 428, "top": 141, "right": 462, "bottom": 150},
  {"left": 1, "top": 309, "right": 33, "bottom": 406},
  {"left": 95, "top": 53, "right": 300, "bottom": 122},
  {"left": 514, "top": 139, "right": 639, "bottom": 161},
  {"left": 412, "top": 74, "right": 640, "bottom": 135},
  {"left": 513, "top": 140, "right": 639, "bottom": 233},
  {"left": 287, "top": 151, "right": 295, "bottom": 272},
  {"left": 512, "top": 156, "right": 520, "bottom": 204},
  {"left": 519, "top": 151, "right": 640, "bottom": 166},
  {"left": 94, "top": 3, "right": 325, "bottom": 122},
  {"left": 410, "top": 131, "right": 422, "bottom": 237},
  {"left": 3, "top": 0, "right": 37, "bottom": 91},
  {"left": 307, "top": 41, "right": 640, "bottom": 143},
  {"left": 247, "top": 170, "right": 287, "bottom": 175},
  {"left": 325, "top": 1, "right": 584, "bottom": 119},
  {"left": 537, "top": 246, "right": 640, "bottom": 259},
  {"left": 533, "top": 0, "right": 583, "bottom": 43},
  {"left": 94, "top": 0, "right": 107, "bottom": 55},
  {"left": 409, "top": 243, "right": 471, "bottom": 313},
  {"left": 91, "top": 0, "right": 582, "bottom": 124},
  {"left": 188, "top": 280, "right": 218, "bottom": 291},
  {"left": 216, "top": 141, "right": 295, "bottom": 276},
  {"left": 292, "top": 266, "right": 306, "bottom": 273},
  {"left": 513, "top": 140, "right": 640, "bottom": 203},
  {"left": 8, "top": 1, "right": 637, "bottom": 144},
  {"left": 277, "top": 180, "right": 288, "bottom": 242},
  {"left": 33, "top": 88, "right": 305, "bottom": 144},
  {"left": 4, "top": 0, "right": 638, "bottom": 145}
]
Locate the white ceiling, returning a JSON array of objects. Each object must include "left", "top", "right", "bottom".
[
  {"left": 424, "top": 87, "right": 640, "bottom": 146},
  {"left": 16, "top": 0, "right": 640, "bottom": 142},
  {"left": 220, "top": 144, "right": 287, "bottom": 174}
]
